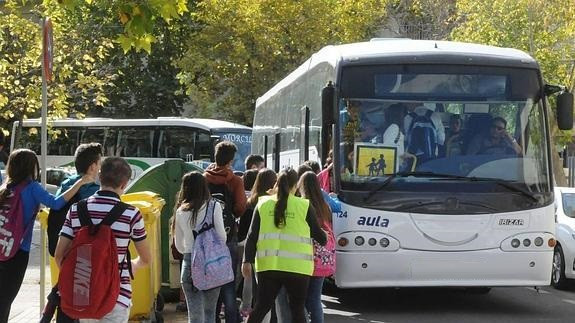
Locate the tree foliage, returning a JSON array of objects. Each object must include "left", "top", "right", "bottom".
[
  {"left": 0, "top": 0, "right": 117, "bottom": 132},
  {"left": 451, "top": 0, "right": 575, "bottom": 90},
  {"left": 176, "top": 0, "right": 387, "bottom": 125},
  {"left": 57, "top": 0, "right": 189, "bottom": 53}
]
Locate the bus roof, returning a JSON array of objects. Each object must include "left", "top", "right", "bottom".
[
  {"left": 257, "top": 39, "right": 538, "bottom": 106},
  {"left": 17, "top": 117, "right": 251, "bottom": 132}
]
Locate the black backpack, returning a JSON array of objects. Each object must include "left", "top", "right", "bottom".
[
  {"left": 47, "top": 194, "right": 80, "bottom": 257},
  {"left": 208, "top": 183, "right": 237, "bottom": 243}
]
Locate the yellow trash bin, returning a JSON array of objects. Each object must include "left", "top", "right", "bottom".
[{"left": 38, "top": 192, "right": 165, "bottom": 321}]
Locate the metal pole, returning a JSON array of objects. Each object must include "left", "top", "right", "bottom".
[{"left": 39, "top": 18, "right": 48, "bottom": 316}]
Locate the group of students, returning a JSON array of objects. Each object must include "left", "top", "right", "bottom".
[
  {"left": 172, "top": 143, "right": 340, "bottom": 323},
  {"left": 0, "top": 139, "right": 338, "bottom": 323},
  {"left": 0, "top": 143, "right": 151, "bottom": 323}
]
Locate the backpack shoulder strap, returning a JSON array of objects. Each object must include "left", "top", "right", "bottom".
[
  {"left": 407, "top": 111, "right": 419, "bottom": 133},
  {"left": 101, "top": 202, "right": 130, "bottom": 227},
  {"left": 424, "top": 110, "right": 437, "bottom": 129},
  {"left": 77, "top": 199, "right": 92, "bottom": 227}
]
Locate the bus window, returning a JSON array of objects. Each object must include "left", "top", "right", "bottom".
[
  {"left": 20, "top": 127, "right": 41, "bottom": 154},
  {"left": 80, "top": 128, "right": 105, "bottom": 145},
  {"left": 118, "top": 128, "right": 155, "bottom": 158},
  {"left": 195, "top": 131, "right": 212, "bottom": 160},
  {"left": 104, "top": 127, "right": 120, "bottom": 156},
  {"left": 158, "top": 127, "right": 197, "bottom": 160},
  {"left": 48, "top": 128, "right": 80, "bottom": 156}
]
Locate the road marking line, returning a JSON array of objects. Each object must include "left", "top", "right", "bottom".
[{"left": 563, "top": 299, "right": 575, "bottom": 305}]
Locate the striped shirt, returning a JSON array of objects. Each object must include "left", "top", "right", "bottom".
[{"left": 60, "top": 190, "right": 147, "bottom": 308}]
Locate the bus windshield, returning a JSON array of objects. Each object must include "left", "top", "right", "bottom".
[{"left": 337, "top": 65, "right": 550, "bottom": 213}]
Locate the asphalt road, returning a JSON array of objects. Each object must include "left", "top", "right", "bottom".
[{"left": 322, "top": 284, "right": 575, "bottom": 323}]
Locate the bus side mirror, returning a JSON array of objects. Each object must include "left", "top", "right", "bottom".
[
  {"left": 322, "top": 81, "right": 335, "bottom": 125},
  {"left": 557, "top": 91, "right": 574, "bottom": 130}
]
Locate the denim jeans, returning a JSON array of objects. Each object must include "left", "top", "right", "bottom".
[
  {"left": 305, "top": 277, "right": 325, "bottom": 323},
  {"left": 216, "top": 242, "right": 240, "bottom": 323},
  {"left": 275, "top": 287, "right": 291, "bottom": 323},
  {"left": 182, "top": 254, "right": 221, "bottom": 323}
]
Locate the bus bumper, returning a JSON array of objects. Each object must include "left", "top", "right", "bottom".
[{"left": 334, "top": 249, "right": 552, "bottom": 288}]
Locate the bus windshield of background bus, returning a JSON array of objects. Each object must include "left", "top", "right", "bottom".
[{"left": 337, "top": 65, "right": 549, "bottom": 199}]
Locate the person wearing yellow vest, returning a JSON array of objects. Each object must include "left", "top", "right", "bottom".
[{"left": 242, "top": 168, "right": 326, "bottom": 323}]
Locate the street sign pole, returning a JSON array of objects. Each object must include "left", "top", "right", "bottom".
[{"left": 40, "top": 16, "right": 53, "bottom": 316}]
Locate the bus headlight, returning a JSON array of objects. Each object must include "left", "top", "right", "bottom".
[
  {"left": 355, "top": 236, "right": 365, "bottom": 246},
  {"left": 338, "top": 237, "right": 349, "bottom": 247},
  {"left": 380, "top": 238, "right": 390, "bottom": 248},
  {"left": 368, "top": 238, "right": 377, "bottom": 246},
  {"left": 501, "top": 233, "right": 554, "bottom": 251}
]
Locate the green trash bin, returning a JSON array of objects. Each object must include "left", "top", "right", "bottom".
[{"left": 126, "top": 159, "right": 204, "bottom": 294}]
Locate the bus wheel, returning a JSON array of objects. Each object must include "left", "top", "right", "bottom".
[{"left": 552, "top": 245, "right": 569, "bottom": 290}]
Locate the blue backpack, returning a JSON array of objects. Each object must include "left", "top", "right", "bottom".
[
  {"left": 406, "top": 110, "right": 438, "bottom": 162},
  {"left": 191, "top": 199, "right": 234, "bottom": 290}
]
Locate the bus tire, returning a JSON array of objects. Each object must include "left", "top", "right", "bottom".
[{"left": 552, "top": 245, "right": 569, "bottom": 290}]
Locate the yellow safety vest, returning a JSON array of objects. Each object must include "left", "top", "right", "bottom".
[{"left": 255, "top": 194, "right": 313, "bottom": 275}]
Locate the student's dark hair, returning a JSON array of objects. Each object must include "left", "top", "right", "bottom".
[
  {"left": 176, "top": 171, "right": 210, "bottom": 227},
  {"left": 298, "top": 171, "right": 331, "bottom": 225},
  {"left": 245, "top": 154, "right": 264, "bottom": 170},
  {"left": 0, "top": 130, "right": 5, "bottom": 146},
  {"left": 492, "top": 117, "right": 507, "bottom": 127},
  {"left": 215, "top": 141, "right": 237, "bottom": 166},
  {"left": 0, "top": 149, "right": 40, "bottom": 203},
  {"left": 273, "top": 168, "right": 298, "bottom": 228},
  {"left": 297, "top": 164, "right": 313, "bottom": 179},
  {"left": 243, "top": 169, "right": 258, "bottom": 191},
  {"left": 248, "top": 168, "right": 277, "bottom": 207},
  {"left": 99, "top": 157, "right": 132, "bottom": 188},
  {"left": 384, "top": 103, "right": 406, "bottom": 132},
  {"left": 304, "top": 160, "right": 321, "bottom": 174},
  {"left": 74, "top": 143, "right": 103, "bottom": 174}
]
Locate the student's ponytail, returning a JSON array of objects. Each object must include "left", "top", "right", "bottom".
[{"left": 274, "top": 168, "right": 298, "bottom": 228}]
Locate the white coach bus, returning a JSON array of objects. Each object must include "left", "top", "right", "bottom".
[
  {"left": 252, "top": 39, "right": 573, "bottom": 288},
  {"left": 11, "top": 117, "right": 252, "bottom": 180}
]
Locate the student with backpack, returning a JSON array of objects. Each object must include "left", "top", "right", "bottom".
[
  {"left": 403, "top": 103, "right": 445, "bottom": 165},
  {"left": 45, "top": 143, "right": 102, "bottom": 323},
  {"left": 204, "top": 141, "right": 247, "bottom": 323},
  {"left": 0, "top": 149, "right": 94, "bottom": 323},
  {"left": 298, "top": 172, "right": 336, "bottom": 323},
  {"left": 174, "top": 171, "right": 231, "bottom": 323},
  {"left": 54, "top": 157, "right": 151, "bottom": 323},
  {"left": 242, "top": 168, "right": 326, "bottom": 323}
]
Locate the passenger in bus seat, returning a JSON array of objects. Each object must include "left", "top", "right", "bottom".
[
  {"left": 445, "top": 114, "right": 465, "bottom": 157},
  {"left": 382, "top": 104, "right": 407, "bottom": 172},
  {"left": 467, "top": 117, "right": 522, "bottom": 156}
]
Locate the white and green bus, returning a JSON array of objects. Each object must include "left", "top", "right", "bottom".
[{"left": 11, "top": 117, "right": 252, "bottom": 180}]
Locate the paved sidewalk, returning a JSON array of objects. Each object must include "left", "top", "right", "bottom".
[{"left": 9, "top": 223, "right": 51, "bottom": 322}]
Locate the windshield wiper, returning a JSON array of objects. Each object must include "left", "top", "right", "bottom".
[
  {"left": 427, "top": 174, "right": 539, "bottom": 203},
  {"left": 363, "top": 172, "right": 539, "bottom": 204}
]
